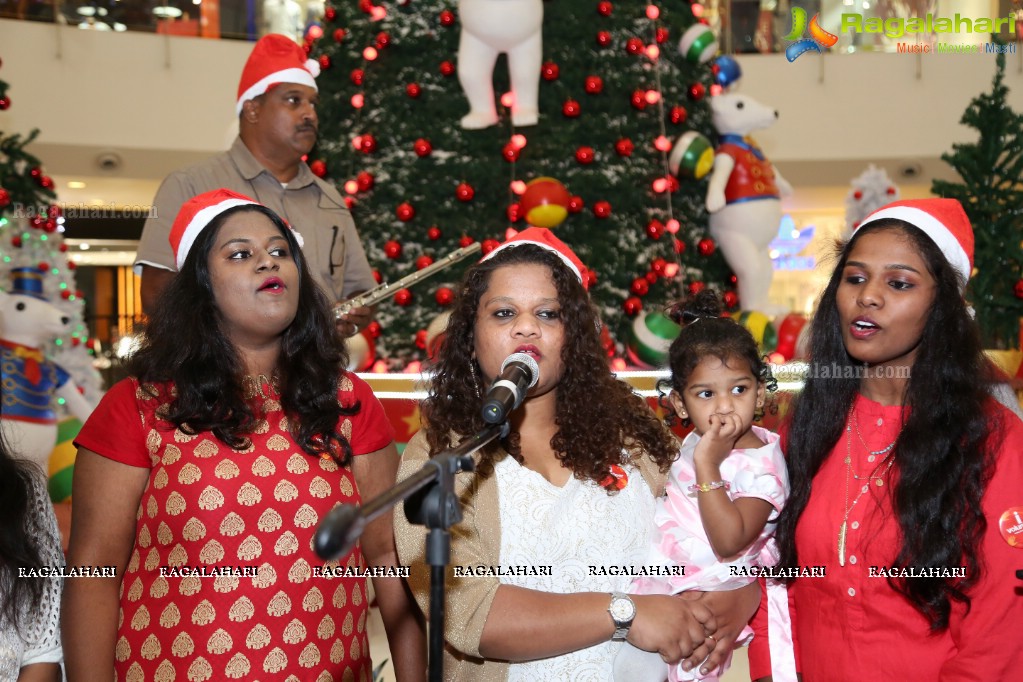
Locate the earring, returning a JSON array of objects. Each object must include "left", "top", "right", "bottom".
[{"left": 470, "top": 360, "right": 482, "bottom": 399}]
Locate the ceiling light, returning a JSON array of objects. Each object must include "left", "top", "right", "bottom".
[
  {"left": 153, "top": 6, "right": 183, "bottom": 18},
  {"left": 68, "top": 181, "right": 86, "bottom": 189}
]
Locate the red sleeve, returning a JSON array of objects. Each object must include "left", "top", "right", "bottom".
[
  {"left": 73, "top": 378, "right": 152, "bottom": 468},
  {"left": 939, "top": 404, "right": 1023, "bottom": 681},
  {"left": 342, "top": 372, "right": 395, "bottom": 456}
]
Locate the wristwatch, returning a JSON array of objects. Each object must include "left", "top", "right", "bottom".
[{"left": 608, "top": 592, "right": 636, "bottom": 641}]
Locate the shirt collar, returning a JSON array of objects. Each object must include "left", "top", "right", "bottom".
[{"left": 229, "top": 136, "right": 315, "bottom": 189}]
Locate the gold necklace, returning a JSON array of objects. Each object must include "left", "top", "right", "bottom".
[
  {"left": 838, "top": 414, "right": 897, "bottom": 567},
  {"left": 241, "top": 373, "right": 281, "bottom": 400}
]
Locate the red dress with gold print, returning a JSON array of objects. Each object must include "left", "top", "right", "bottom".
[{"left": 74, "top": 374, "right": 394, "bottom": 682}]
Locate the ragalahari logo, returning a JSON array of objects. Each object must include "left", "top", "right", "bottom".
[{"left": 784, "top": 7, "right": 839, "bottom": 61}]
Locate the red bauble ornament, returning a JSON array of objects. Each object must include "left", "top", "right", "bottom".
[
  {"left": 324, "top": 6, "right": 336, "bottom": 21},
  {"left": 615, "top": 138, "right": 634, "bottom": 156},
  {"left": 435, "top": 287, "right": 454, "bottom": 306},
  {"left": 359, "top": 134, "right": 377, "bottom": 153},
  {"left": 38, "top": 262, "right": 49, "bottom": 272},
  {"left": 427, "top": 225, "right": 442, "bottom": 240},
  {"left": 414, "top": 138, "right": 433, "bottom": 157},
  {"left": 59, "top": 243, "right": 68, "bottom": 253},
  {"left": 630, "top": 277, "right": 650, "bottom": 296},
  {"left": 626, "top": 38, "right": 644, "bottom": 55},
  {"left": 646, "top": 220, "right": 664, "bottom": 240},
  {"left": 853, "top": 190, "right": 863, "bottom": 200},
  {"left": 416, "top": 255, "right": 435, "bottom": 270},
  {"left": 723, "top": 291, "right": 739, "bottom": 309},
  {"left": 688, "top": 281, "right": 705, "bottom": 295},
  {"left": 656, "top": 27, "right": 670, "bottom": 43},
  {"left": 674, "top": 239, "right": 686, "bottom": 255},
  {"left": 455, "top": 182, "right": 475, "bottom": 202},
  {"left": 584, "top": 75, "right": 603, "bottom": 95},
  {"left": 687, "top": 83, "right": 706, "bottom": 101},
  {"left": 624, "top": 297, "right": 643, "bottom": 316},
  {"left": 373, "top": 269, "right": 383, "bottom": 283},
  {"left": 481, "top": 238, "right": 501, "bottom": 255},
  {"left": 350, "top": 68, "right": 364, "bottom": 85},
  {"left": 575, "top": 146, "right": 595, "bottom": 164},
  {"left": 697, "top": 238, "right": 715, "bottom": 256},
  {"left": 366, "top": 320, "right": 382, "bottom": 338},
  {"left": 0, "top": 97, "right": 9, "bottom": 111},
  {"left": 47, "top": 205, "right": 62, "bottom": 219},
  {"left": 302, "top": 43, "right": 313, "bottom": 56},
  {"left": 592, "top": 200, "right": 612, "bottom": 218},
  {"left": 309, "top": 160, "right": 327, "bottom": 178},
  {"left": 414, "top": 329, "right": 429, "bottom": 350},
  {"left": 541, "top": 62, "right": 559, "bottom": 81},
  {"left": 30, "top": 167, "right": 42, "bottom": 178},
  {"left": 396, "top": 202, "right": 415, "bottom": 221},
  {"left": 375, "top": 32, "right": 391, "bottom": 49},
  {"left": 567, "top": 196, "right": 584, "bottom": 213},
  {"left": 345, "top": 197, "right": 356, "bottom": 210},
  {"left": 406, "top": 82, "right": 421, "bottom": 98},
  {"left": 651, "top": 257, "right": 667, "bottom": 275},
  {"left": 886, "top": 186, "right": 896, "bottom": 195},
  {"left": 70, "top": 335, "right": 81, "bottom": 346},
  {"left": 61, "top": 289, "right": 72, "bottom": 300},
  {"left": 11, "top": 235, "right": 21, "bottom": 248},
  {"left": 459, "top": 235, "right": 476, "bottom": 248},
  {"left": 502, "top": 142, "right": 520, "bottom": 162},
  {"left": 356, "top": 171, "right": 375, "bottom": 192},
  {"left": 384, "top": 240, "right": 403, "bottom": 258},
  {"left": 645, "top": 271, "right": 658, "bottom": 284},
  {"left": 43, "top": 219, "right": 56, "bottom": 233},
  {"left": 507, "top": 203, "right": 522, "bottom": 222},
  {"left": 440, "top": 61, "right": 455, "bottom": 76},
  {"left": 1015, "top": 279, "right": 1023, "bottom": 299},
  {"left": 596, "top": 31, "right": 612, "bottom": 47},
  {"left": 318, "top": 55, "right": 332, "bottom": 70},
  {"left": 666, "top": 175, "right": 680, "bottom": 193},
  {"left": 669, "top": 105, "right": 687, "bottom": 125},
  {"left": 40, "top": 176, "right": 54, "bottom": 190},
  {"left": 0, "top": 188, "right": 9, "bottom": 207},
  {"left": 394, "top": 288, "right": 413, "bottom": 306},
  {"left": 597, "top": 1, "right": 613, "bottom": 16},
  {"left": 630, "top": 90, "right": 647, "bottom": 110},
  {"left": 333, "top": 28, "right": 346, "bottom": 42},
  {"left": 439, "top": 9, "right": 456, "bottom": 26},
  {"left": 562, "top": 99, "right": 581, "bottom": 117},
  {"left": 729, "top": 274, "right": 738, "bottom": 285},
  {"left": 359, "top": 0, "right": 372, "bottom": 13}
]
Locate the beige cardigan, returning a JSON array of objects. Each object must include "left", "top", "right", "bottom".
[{"left": 392, "top": 431, "right": 669, "bottom": 682}]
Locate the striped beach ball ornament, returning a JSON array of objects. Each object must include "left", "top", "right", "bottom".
[
  {"left": 628, "top": 311, "right": 681, "bottom": 368},
  {"left": 669, "top": 131, "right": 715, "bottom": 180},
  {"left": 47, "top": 417, "right": 83, "bottom": 503},
  {"left": 678, "top": 24, "right": 718, "bottom": 64},
  {"left": 730, "top": 310, "right": 778, "bottom": 353}
]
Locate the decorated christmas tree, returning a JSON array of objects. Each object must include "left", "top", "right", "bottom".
[
  {"left": 308, "top": 0, "right": 734, "bottom": 364},
  {"left": 844, "top": 164, "right": 898, "bottom": 237},
  {"left": 932, "top": 52, "right": 1023, "bottom": 350},
  {"left": 0, "top": 61, "right": 103, "bottom": 402}
]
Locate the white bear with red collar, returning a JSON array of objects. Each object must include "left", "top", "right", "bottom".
[
  {"left": 0, "top": 288, "right": 93, "bottom": 473},
  {"left": 705, "top": 92, "right": 793, "bottom": 314},
  {"left": 456, "top": 0, "right": 543, "bottom": 129}
]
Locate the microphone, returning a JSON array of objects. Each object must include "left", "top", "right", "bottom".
[
  {"left": 314, "top": 504, "right": 366, "bottom": 561},
  {"left": 481, "top": 353, "right": 539, "bottom": 425}
]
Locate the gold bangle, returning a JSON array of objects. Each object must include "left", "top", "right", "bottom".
[{"left": 687, "top": 480, "right": 731, "bottom": 494}]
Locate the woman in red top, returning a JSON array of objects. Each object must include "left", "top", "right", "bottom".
[
  {"left": 62, "top": 189, "right": 425, "bottom": 681},
  {"left": 751, "top": 199, "right": 1023, "bottom": 681}
]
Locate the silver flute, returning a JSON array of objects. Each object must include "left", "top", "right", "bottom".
[{"left": 333, "top": 241, "right": 482, "bottom": 319}]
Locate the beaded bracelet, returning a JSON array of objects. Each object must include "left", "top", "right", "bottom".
[{"left": 687, "top": 480, "right": 731, "bottom": 494}]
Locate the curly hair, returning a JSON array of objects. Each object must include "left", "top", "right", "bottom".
[
  {"left": 658, "top": 290, "right": 777, "bottom": 426},
  {"left": 126, "top": 204, "right": 357, "bottom": 465},
  {"left": 421, "top": 243, "right": 677, "bottom": 484},
  {"left": 0, "top": 429, "right": 54, "bottom": 634},
  {"left": 775, "top": 220, "right": 997, "bottom": 630}
]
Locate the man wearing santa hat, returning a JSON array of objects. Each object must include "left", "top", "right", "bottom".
[{"left": 134, "top": 34, "right": 375, "bottom": 338}]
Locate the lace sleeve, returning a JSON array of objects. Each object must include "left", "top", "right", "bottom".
[{"left": 19, "top": 474, "right": 63, "bottom": 666}]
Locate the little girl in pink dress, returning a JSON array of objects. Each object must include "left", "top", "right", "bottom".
[{"left": 614, "top": 292, "right": 796, "bottom": 682}]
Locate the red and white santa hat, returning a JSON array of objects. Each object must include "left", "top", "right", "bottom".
[
  {"left": 856, "top": 198, "right": 974, "bottom": 291},
  {"left": 170, "top": 189, "right": 303, "bottom": 269},
  {"left": 481, "top": 227, "right": 588, "bottom": 289},
  {"left": 236, "top": 34, "right": 321, "bottom": 116}
]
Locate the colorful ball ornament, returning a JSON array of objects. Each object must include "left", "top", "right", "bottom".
[
  {"left": 318, "top": 55, "right": 332, "bottom": 70},
  {"left": 592, "top": 200, "right": 612, "bottom": 219},
  {"left": 309, "top": 160, "right": 327, "bottom": 177},
  {"left": 0, "top": 97, "right": 9, "bottom": 111},
  {"left": 455, "top": 182, "right": 475, "bottom": 202},
  {"left": 396, "top": 203, "right": 415, "bottom": 221},
  {"left": 359, "top": 134, "right": 378, "bottom": 153},
  {"left": 584, "top": 76, "right": 603, "bottom": 95},
  {"left": 384, "top": 240, "right": 403, "bottom": 258},
  {"left": 414, "top": 138, "right": 433, "bottom": 157},
  {"left": 519, "top": 177, "right": 571, "bottom": 228},
  {"left": 597, "top": 1, "right": 613, "bottom": 16},
  {"left": 567, "top": 195, "right": 584, "bottom": 213},
  {"left": 712, "top": 55, "right": 742, "bottom": 88},
  {"left": 575, "top": 146, "right": 595, "bottom": 164},
  {"left": 439, "top": 9, "right": 455, "bottom": 26},
  {"left": 687, "top": 83, "right": 707, "bottom": 101},
  {"left": 697, "top": 237, "right": 716, "bottom": 256},
  {"left": 394, "top": 288, "right": 413, "bottom": 306},
  {"left": 562, "top": 99, "right": 581, "bottom": 117},
  {"left": 507, "top": 203, "right": 522, "bottom": 222},
  {"left": 406, "top": 82, "right": 421, "bottom": 98},
  {"left": 350, "top": 68, "right": 364, "bottom": 85},
  {"left": 356, "top": 171, "right": 375, "bottom": 192},
  {"left": 669, "top": 106, "right": 687, "bottom": 125},
  {"left": 596, "top": 31, "right": 612, "bottom": 48},
  {"left": 678, "top": 23, "right": 718, "bottom": 64},
  {"left": 440, "top": 61, "right": 455, "bottom": 76},
  {"left": 730, "top": 310, "right": 778, "bottom": 353},
  {"left": 0, "top": 188, "right": 9, "bottom": 207},
  {"left": 502, "top": 142, "right": 520, "bottom": 162},
  {"left": 646, "top": 220, "right": 664, "bottom": 240},
  {"left": 656, "top": 27, "right": 670, "bottom": 44},
  {"left": 668, "top": 131, "right": 714, "bottom": 180},
  {"left": 459, "top": 235, "right": 476, "bottom": 248},
  {"left": 722, "top": 291, "right": 739, "bottom": 309},
  {"left": 47, "top": 417, "right": 83, "bottom": 504},
  {"left": 416, "top": 255, "right": 435, "bottom": 270},
  {"left": 630, "top": 90, "right": 647, "bottom": 110},
  {"left": 630, "top": 277, "right": 650, "bottom": 296},
  {"left": 542, "top": 62, "right": 560, "bottom": 81},
  {"left": 333, "top": 28, "right": 346, "bottom": 42},
  {"left": 774, "top": 312, "right": 808, "bottom": 360},
  {"left": 427, "top": 225, "right": 442, "bottom": 240},
  {"left": 481, "top": 238, "right": 501, "bottom": 255},
  {"left": 623, "top": 296, "right": 643, "bottom": 317},
  {"left": 628, "top": 311, "right": 681, "bottom": 368},
  {"left": 626, "top": 38, "right": 645, "bottom": 55}
]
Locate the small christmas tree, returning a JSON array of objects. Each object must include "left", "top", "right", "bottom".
[
  {"left": 844, "top": 164, "right": 898, "bottom": 236},
  {"left": 307, "top": 0, "right": 733, "bottom": 363},
  {"left": 0, "top": 61, "right": 102, "bottom": 402},
  {"left": 932, "top": 52, "right": 1023, "bottom": 350}
]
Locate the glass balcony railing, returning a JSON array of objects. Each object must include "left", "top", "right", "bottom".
[{"left": 0, "top": 0, "right": 1018, "bottom": 53}]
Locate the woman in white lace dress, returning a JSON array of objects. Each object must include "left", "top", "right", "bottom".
[
  {"left": 394, "top": 228, "right": 761, "bottom": 681},
  {"left": 0, "top": 428, "right": 63, "bottom": 681}
]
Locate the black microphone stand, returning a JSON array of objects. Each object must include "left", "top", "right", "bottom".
[{"left": 314, "top": 421, "right": 509, "bottom": 682}]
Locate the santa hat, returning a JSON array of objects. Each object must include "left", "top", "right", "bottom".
[
  {"left": 481, "top": 227, "right": 588, "bottom": 289},
  {"left": 170, "top": 189, "right": 304, "bottom": 270},
  {"left": 236, "top": 34, "right": 321, "bottom": 116},
  {"left": 856, "top": 198, "right": 974, "bottom": 291}
]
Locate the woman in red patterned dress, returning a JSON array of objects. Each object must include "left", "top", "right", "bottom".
[{"left": 62, "top": 189, "right": 425, "bottom": 681}]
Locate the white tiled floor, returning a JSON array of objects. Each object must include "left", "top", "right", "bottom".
[{"left": 366, "top": 606, "right": 751, "bottom": 682}]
